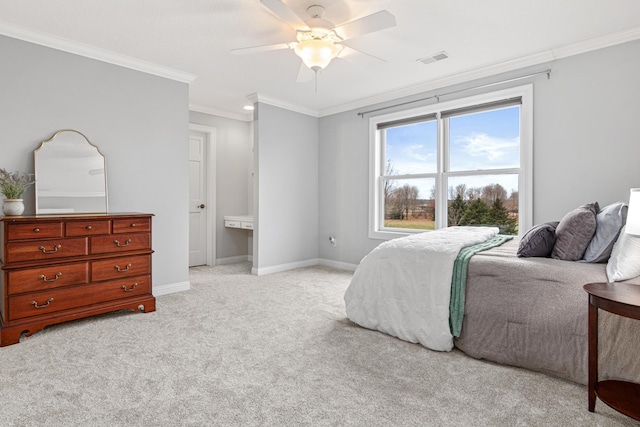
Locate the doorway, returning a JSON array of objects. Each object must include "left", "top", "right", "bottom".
[{"left": 188, "top": 124, "right": 217, "bottom": 267}]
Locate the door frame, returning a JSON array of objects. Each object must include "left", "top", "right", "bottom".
[{"left": 189, "top": 123, "right": 217, "bottom": 266}]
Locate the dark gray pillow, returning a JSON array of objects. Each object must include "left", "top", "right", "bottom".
[
  {"left": 517, "top": 221, "right": 559, "bottom": 257},
  {"left": 583, "top": 202, "right": 628, "bottom": 263},
  {"left": 551, "top": 202, "right": 598, "bottom": 261}
]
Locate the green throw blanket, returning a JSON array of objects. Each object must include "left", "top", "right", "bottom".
[{"left": 449, "top": 234, "right": 513, "bottom": 337}]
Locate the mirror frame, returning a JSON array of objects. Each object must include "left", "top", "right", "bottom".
[{"left": 34, "top": 129, "right": 109, "bottom": 215}]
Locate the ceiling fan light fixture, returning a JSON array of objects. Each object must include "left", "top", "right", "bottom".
[{"left": 294, "top": 39, "right": 340, "bottom": 70}]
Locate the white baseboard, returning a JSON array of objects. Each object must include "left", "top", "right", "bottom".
[
  {"left": 216, "top": 255, "right": 250, "bottom": 265},
  {"left": 251, "top": 258, "right": 319, "bottom": 276},
  {"left": 251, "top": 258, "right": 358, "bottom": 275},
  {"left": 154, "top": 280, "right": 190, "bottom": 296},
  {"left": 318, "top": 258, "right": 358, "bottom": 272}
]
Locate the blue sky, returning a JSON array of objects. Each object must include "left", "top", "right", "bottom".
[
  {"left": 449, "top": 106, "right": 520, "bottom": 171},
  {"left": 385, "top": 106, "right": 520, "bottom": 199}
]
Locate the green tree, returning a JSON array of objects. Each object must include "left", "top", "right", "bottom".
[
  {"left": 460, "top": 199, "right": 490, "bottom": 225},
  {"left": 448, "top": 193, "right": 467, "bottom": 226},
  {"left": 486, "top": 198, "right": 517, "bottom": 234}
]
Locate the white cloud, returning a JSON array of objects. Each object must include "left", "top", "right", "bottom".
[
  {"left": 401, "top": 143, "right": 434, "bottom": 162},
  {"left": 457, "top": 133, "right": 519, "bottom": 161}
]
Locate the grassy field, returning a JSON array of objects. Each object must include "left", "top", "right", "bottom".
[{"left": 384, "top": 219, "right": 436, "bottom": 230}]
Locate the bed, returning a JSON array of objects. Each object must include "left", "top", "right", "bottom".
[
  {"left": 345, "top": 229, "right": 640, "bottom": 385},
  {"left": 456, "top": 238, "right": 640, "bottom": 385}
]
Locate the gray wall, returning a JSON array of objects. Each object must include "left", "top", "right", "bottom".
[
  {"left": 318, "top": 39, "right": 640, "bottom": 266},
  {"left": 533, "top": 40, "right": 640, "bottom": 220},
  {"left": 189, "top": 111, "right": 252, "bottom": 261},
  {"left": 1, "top": 35, "right": 190, "bottom": 291},
  {"left": 254, "top": 103, "right": 319, "bottom": 272}
]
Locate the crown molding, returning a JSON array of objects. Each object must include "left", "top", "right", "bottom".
[
  {"left": 189, "top": 104, "right": 253, "bottom": 122},
  {"left": 318, "top": 26, "right": 640, "bottom": 117},
  {"left": 550, "top": 26, "right": 640, "bottom": 59},
  {"left": 319, "top": 51, "right": 555, "bottom": 117},
  {"left": 0, "top": 20, "right": 197, "bottom": 84},
  {"left": 247, "top": 93, "right": 320, "bottom": 118}
]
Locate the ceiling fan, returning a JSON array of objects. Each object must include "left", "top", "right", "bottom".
[{"left": 232, "top": 0, "right": 396, "bottom": 83}]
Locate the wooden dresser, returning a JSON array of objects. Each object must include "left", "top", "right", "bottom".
[{"left": 0, "top": 213, "right": 155, "bottom": 346}]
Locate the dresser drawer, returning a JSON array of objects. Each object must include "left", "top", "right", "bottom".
[
  {"left": 90, "top": 233, "right": 151, "bottom": 255},
  {"left": 7, "top": 262, "right": 88, "bottom": 294},
  {"left": 91, "top": 255, "right": 151, "bottom": 282},
  {"left": 5, "top": 238, "right": 88, "bottom": 263},
  {"left": 113, "top": 218, "right": 150, "bottom": 234},
  {"left": 101, "top": 275, "right": 151, "bottom": 302},
  {"left": 7, "top": 275, "right": 151, "bottom": 321},
  {"left": 66, "top": 220, "right": 111, "bottom": 237},
  {"left": 6, "top": 222, "right": 63, "bottom": 241}
]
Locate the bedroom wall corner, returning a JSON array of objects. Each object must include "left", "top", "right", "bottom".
[
  {"left": 0, "top": 34, "right": 190, "bottom": 293},
  {"left": 253, "top": 103, "right": 319, "bottom": 273}
]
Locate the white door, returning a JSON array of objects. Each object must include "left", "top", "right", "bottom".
[{"left": 189, "top": 131, "right": 207, "bottom": 266}]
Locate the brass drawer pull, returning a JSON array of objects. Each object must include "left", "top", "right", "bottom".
[
  {"left": 38, "top": 244, "right": 62, "bottom": 254},
  {"left": 114, "top": 263, "right": 132, "bottom": 272},
  {"left": 121, "top": 283, "right": 138, "bottom": 292},
  {"left": 30, "top": 298, "right": 54, "bottom": 309},
  {"left": 86, "top": 226, "right": 93, "bottom": 231},
  {"left": 130, "top": 223, "right": 136, "bottom": 227},
  {"left": 39, "top": 272, "right": 63, "bottom": 282},
  {"left": 114, "top": 239, "right": 132, "bottom": 247},
  {"left": 34, "top": 228, "right": 40, "bottom": 233}
]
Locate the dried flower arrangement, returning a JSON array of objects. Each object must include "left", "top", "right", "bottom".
[{"left": 0, "top": 168, "right": 35, "bottom": 199}]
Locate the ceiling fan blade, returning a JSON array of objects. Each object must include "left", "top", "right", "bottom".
[
  {"left": 231, "top": 42, "right": 293, "bottom": 55},
  {"left": 296, "top": 62, "right": 314, "bottom": 83},
  {"left": 260, "top": 0, "right": 308, "bottom": 30},
  {"left": 339, "top": 44, "right": 387, "bottom": 64},
  {"left": 334, "top": 10, "right": 396, "bottom": 40}
]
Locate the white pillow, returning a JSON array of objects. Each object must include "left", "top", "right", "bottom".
[{"left": 606, "top": 226, "right": 640, "bottom": 282}]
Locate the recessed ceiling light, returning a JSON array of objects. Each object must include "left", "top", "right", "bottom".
[{"left": 243, "top": 105, "right": 255, "bottom": 111}]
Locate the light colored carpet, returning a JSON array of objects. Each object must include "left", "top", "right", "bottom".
[{"left": 0, "top": 262, "right": 637, "bottom": 426}]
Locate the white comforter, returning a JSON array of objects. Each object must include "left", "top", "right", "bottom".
[{"left": 344, "top": 226, "right": 499, "bottom": 351}]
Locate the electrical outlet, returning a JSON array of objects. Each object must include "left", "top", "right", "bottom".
[{"left": 329, "top": 236, "right": 336, "bottom": 247}]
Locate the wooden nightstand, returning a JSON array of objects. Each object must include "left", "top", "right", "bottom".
[{"left": 583, "top": 282, "right": 640, "bottom": 421}]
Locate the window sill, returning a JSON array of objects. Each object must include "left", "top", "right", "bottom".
[{"left": 369, "top": 228, "right": 428, "bottom": 241}]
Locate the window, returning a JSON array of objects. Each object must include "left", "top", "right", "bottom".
[{"left": 369, "top": 85, "right": 532, "bottom": 239}]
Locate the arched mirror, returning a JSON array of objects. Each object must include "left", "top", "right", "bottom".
[{"left": 34, "top": 129, "right": 108, "bottom": 214}]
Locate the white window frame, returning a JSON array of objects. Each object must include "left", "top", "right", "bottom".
[{"left": 368, "top": 84, "right": 533, "bottom": 240}]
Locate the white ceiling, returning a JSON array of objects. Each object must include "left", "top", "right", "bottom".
[{"left": 1, "top": 0, "right": 639, "bottom": 120}]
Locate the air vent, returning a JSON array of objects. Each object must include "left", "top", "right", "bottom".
[{"left": 418, "top": 51, "right": 450, "bottom": 65}]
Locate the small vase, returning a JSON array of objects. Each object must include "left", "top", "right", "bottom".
[{"left": 3, "top": 199, "right": 25, "bottom": 216}]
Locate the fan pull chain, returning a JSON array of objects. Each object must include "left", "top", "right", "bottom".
[{"left": 314, "top": 69, "right": 318, "bottom": 93}]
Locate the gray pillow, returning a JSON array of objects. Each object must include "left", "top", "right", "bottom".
[
  {"left": 583, "top": 202, "right": 628, "bottom": 263},
  {"left": 551, "top": 202, "right": 598, "bottom": 261},
  {"left": 517, "top": 221, "right": 559, "bottom": 257}
]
